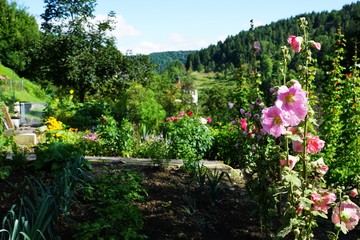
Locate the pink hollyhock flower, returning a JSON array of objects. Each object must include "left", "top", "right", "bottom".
[
  {"left": 240, "top": 118, "right": 247, "bottom": 131},
  {"left": 313, "top": 157, "right": 329, "bottom": 176},
  {"left": 280, "top": 155, "right": 299, "bottom": 170},
  {"left": 178, "top": 111, "right": 184, "bottom": 117},
  {"left": 288, "top": 35, "right": 303, "bottom": 53},
  {"left": 332, "top": 200, "right": 360, "bottom": 231},
  {"left": 350, "top": 189, "right": 358, "bottom": 198},
  {"left": 311, "top": 192, "right": 337, "bottom": 214},
  {"left": 275, "top": 81, "right": 308, "bottom": 121},
  {"left": 206, "top": 117, "right": 212, "bottom": 124},
  {"left": 314, "top": 42, "right": 321, "bottom": 50},
  {"left": 261, "top": 106, "right": 290, "bottom": 138},
  {"left": 253, "top": 41, "right": 261, "bottom": 52},
  {"left": 293, "top": 134, "right": 325, "bottom": 154},
  {"left": 311, "top": 192, "right": 322, "bottom": 203},
  {"left": 307, "top": 135, "right": 325, "bottom": 154}
]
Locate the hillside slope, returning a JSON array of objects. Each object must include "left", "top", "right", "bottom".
[{"left": 0, "top": 64, "right": 50, "bottom": 107}]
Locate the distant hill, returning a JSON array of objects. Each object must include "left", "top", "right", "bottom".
[{"left": 149, "top": 50, "right": 197, "bottom": 72}]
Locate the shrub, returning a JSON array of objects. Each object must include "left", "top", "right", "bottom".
[{"left": 163, "top": 111, "right": 213, "bottom": 161}]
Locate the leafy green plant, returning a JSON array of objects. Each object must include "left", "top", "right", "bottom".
[
  {"left": 206, "top": 168, "right": 230, "bottom": 204},
  {"left": 95, "top": 116, "right": 135, "bottom": 157},
  {"left": 20, "top": 178, "right": 57, "bottom": 240},
  {"left": 74, "top": 167, "right": 146, "bottom": 240},
  {"left": 0, "top": 205, "right": 32, "bottom": 240},
  {"left": 34, "top": 141, "right": 88, "bottom": 172}
]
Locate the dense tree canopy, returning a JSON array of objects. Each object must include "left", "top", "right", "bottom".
[
  {"left": 185, "top": 2, "right": 360, "bottom": 80},
  {"left": 0, "top": 0, "right": 39, "bottom": 72}
]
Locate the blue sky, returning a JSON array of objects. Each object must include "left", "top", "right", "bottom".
[{"left": 14, "top": 0, "right": 358, "bottom": 54}]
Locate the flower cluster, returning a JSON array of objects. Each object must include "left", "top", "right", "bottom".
[
  {"left": 261, "top": 80, "right": 308, "bottom": 138},
  {"left": 45, "top": 117, "right": 64, "bottom": 131},
  {"left": 166, "top": 110, "right": 211, "bottom": 125},
  {"left": 82, "top": 132, "right": 98, "bottom": 141}
]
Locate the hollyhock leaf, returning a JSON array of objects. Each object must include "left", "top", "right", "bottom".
[
  {"left": 311, "top": 210, "right": 328, "bottom": 219},
  {"left": 276, "top": 224, "right": 293, "bottom": 238},
  {"left": 284, "top": 173, "right": 301, "bottom": 187},
  {"left": 339, "top": 224, "right": 348, "bottom": 235},
  {"left": 288, "top": 134, "right": 303, "bottom": 142}
]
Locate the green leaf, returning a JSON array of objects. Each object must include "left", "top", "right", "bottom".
[
  {"left": 277, "top": 224, "right": 293, "bottom": 238},
  {"left": 284, "top": 173, "right": 301, "bottom": 187},
  {"left": 287, "top": 134, "right": 303, "bottom": 142},
  {"left": 311, "top": 210, "right": 328, "bottom": 219}
]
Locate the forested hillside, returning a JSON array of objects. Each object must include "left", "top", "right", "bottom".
[
  {"left": 185, "top": 2, "right": 360, "bottom": 78},
  {"left": 149, "top": 50, "right": 196, "bottom": 72}
]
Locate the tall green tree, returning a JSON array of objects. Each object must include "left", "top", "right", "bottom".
[
  {"left": 0, "top": 0, "right": 39, "bottom": 72},
  {"left": 26, "top": 0, "right": 124, "bottom": 102}
]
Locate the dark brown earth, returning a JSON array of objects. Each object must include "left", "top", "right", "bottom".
[{"left": 0, "top": 163, "right": 359, "bottom": 240}]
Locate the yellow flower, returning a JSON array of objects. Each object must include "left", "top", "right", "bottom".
[
  {"left": 45, "top": 117, "right": 63, "bottom": 131},
  {"left": 69, "top": 89, "right": 74, "bottom": 94},
  {"left": 55, "top": 98, "right": 60, "bottom": 102}
]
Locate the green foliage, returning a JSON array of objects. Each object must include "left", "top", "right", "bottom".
[
  {"left": 207, "top": 123, "right": 243, "bottom": 166},
  {"left": 320, "top": 30, "right": 360, "bottom": 188},
  {"left": 25, "top": 0, "right": 124, "bottom": 102},
  {"left": 95, "top": 116, "right": 135, "bottom": 157},
  {"left": 0, "top": 0, "right": 40, "bottom": 72},
  {"left": 43, "top": 92, "right": 110, "bottom": 131},
  {"left": 74, "top": 167, "right": 146, "bottom": 240},
  {"left": 163, "top": 113, "right": 213, "bottom": 161},
  {"left": 134, "top": 134, "right": 170, "bottom": 168},
  {"left": 119, "top": 83, "right": 166, "bottom": 132},
  {"left": 34, "top": 141, "right": 87, "bottom": 172}
]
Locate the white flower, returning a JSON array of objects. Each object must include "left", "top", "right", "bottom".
[{"left": 199, "top": 118, "right": 207, "bottom": 124}]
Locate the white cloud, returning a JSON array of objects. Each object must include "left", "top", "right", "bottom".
[{"left": 93, "top": 14, "right": 141, "bottom": 39}]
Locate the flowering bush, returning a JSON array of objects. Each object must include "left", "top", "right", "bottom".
[{"left": 163, "top": 110, "right": 213, "bottom": 162}]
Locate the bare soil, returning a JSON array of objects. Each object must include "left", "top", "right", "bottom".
[{"left": 0, "top": 163, "right": 359, "bottom": 240}]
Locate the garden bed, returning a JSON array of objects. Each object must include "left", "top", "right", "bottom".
[{"left": 0, "top": 162, "right": 359, "bottom": 239}]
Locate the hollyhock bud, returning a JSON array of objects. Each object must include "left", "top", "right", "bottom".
[
  {"left": 314, "top": 42, "right": 321, "bottom": 50},
  {"left": 313, "top": 157, "right": 329, "bottom": 176},
  {"left": 350, "top": 189, "right": 358, "bottom": 198},
  {"left": 240, "top": 118, "right": 247, "bottom": 131},
  {"left": 280, "top": 155, "right": 299, "bottom": 170}
]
